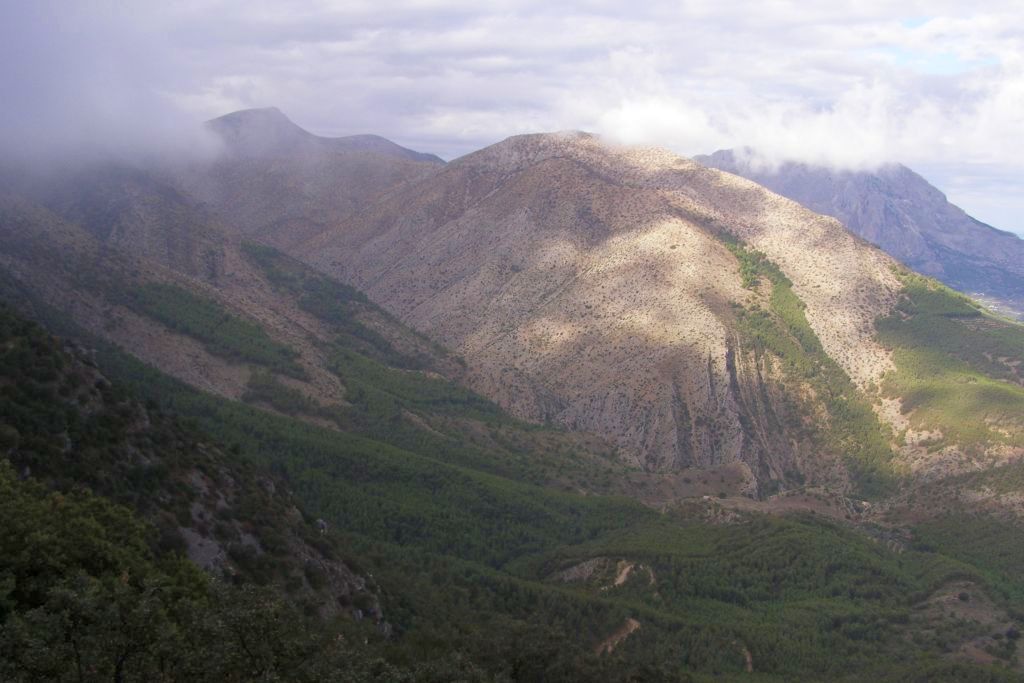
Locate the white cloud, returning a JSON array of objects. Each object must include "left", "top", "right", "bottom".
[{"left": 1, "top": 1, "right": 1022, "bottom": 231}]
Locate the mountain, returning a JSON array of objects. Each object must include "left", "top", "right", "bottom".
[
  {"left": 697, "top": 150, "right": 1024, "bottom": 320},
  {"left": 295, "top": 131, "right": 905, "bottom": 489},
  {"left": 173, "top": 107, "right": 445, "bottom": 250},
  {"left": 5, "top": 110, "right": 1024, "bottom": 677},
  {"left": 208, "top": 106, "right": 444, "bottom": 164}
]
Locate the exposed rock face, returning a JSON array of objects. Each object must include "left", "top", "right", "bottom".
[
  {"left": 175, "top": 107, "right": 445, "bottom": 250},
  {"left": 299, "top": 133, "right": 901, "bottom": 477},
  {"left": 699, "top": 150, "right": 1024, "bottom": 319}
]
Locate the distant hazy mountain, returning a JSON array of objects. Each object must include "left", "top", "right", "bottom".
[
  {"left": 697, "top": 150, "right": 1024, "bottom": 319},
  {"left": 174, "top": 107, "right": 445, "bottom": 250},
  {"left": 208, "top": 106, "right": 444, "bottom": 164}
]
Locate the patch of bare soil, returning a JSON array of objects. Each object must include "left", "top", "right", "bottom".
[
  {"left": 734, "top": 640, "right": 754, "bottom": 673},
  {"left": 612, "top": 560, "right": 636, "bottom": 588},
  {"left": 594, "top": 618, "right": 641, "bottom": 656},
  {"left": 551, "top": 557, "right": 615, "bottom": 584}
]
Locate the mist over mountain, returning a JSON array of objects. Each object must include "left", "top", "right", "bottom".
[
  {"left": 699, "top": 150, "right": 1024, "bottom": 320},
  {"left": 168, "top": 107, "right": 444, "bottom": 250}
]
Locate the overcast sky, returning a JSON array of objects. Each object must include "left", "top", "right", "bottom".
[{"left": 2, "top": 1, "right": 1023, "bottom": 233}]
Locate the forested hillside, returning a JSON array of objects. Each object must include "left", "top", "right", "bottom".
[
  {"left": 4, "top": 289, "right": 1024, "bottom": 680},
  {"left": 0, "top": 302, "right": 410, "bottom": 680}
]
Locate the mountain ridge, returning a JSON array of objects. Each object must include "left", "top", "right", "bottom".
[
  {"left": 207, "top": 107, "right": 446, "bottom": 164},
  {"left": 172, "top": 107, "right": 446, "bottom": 251},
  {"left": 2, "top": 110, "right": 1023, "bottom": 498}
]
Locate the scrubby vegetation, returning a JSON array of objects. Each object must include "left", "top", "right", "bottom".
[
  {"left": 914, "top": 514, "right": 1024, "bottom": 611},
  {"left": 0, "top": 461, "right": 406, "bottom": 682},
  {"left": 243, "top": 369, "right": 322, "bottom": 416},
  {"left": 328, "top": 347, "right": 495, "bottom": 419},
  {"left": 0, "top": 303, "right": 374, "bottom": 600},
  {"left": 723, "top": 237, "right": 896, "bottom": 496},
  {"left": 0, "top": 309, "right": 397, "bottom": 679},
  {"left": 126, "top": 281, "right": 305, "bottom": 377},
  {"left": 876, "top": 271, "right": 1024, "bottom": 450},
  {"left": 242, "top": 241, "right": 438, "bottom": 369},
  {"left": 86, "top": 323, "right": 1024, "bottom": 679}
]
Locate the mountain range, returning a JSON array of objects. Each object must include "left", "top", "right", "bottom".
[
  {"left": 698, "top": 150, "right": 1024, "bottom": 320},
  {"left": 3, "top": 108, "right": 1024, "bottom": 679}
]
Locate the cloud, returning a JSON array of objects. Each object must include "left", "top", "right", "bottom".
[
  {"left": 579, "top": 8, "right": 1024, "bottom": 177},
  {"left": 0, "top": 1, "right": 1022, "bottom": 231},
  {"left": 0, "top": 2, "right": 220, "bottom": 165}
]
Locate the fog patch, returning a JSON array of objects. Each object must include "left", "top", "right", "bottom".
[{"left": 0, "top": 2, "right": 223, "bottom": 169}]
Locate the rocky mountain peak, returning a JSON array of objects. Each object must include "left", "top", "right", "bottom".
[
  {"left": 206, "top": 107, "right": 314, "bottom": 157},
  {"left": 297, "top": 133, "right": 901, "bottom": 483}
]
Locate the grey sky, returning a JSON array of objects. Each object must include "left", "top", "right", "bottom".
[{"left": 2, "top": 1, "right": 1022, "bottom": 233}]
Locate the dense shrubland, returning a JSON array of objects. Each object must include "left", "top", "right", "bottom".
[{"left": 127, "top": 281, "right": 305, "bottom": 377}]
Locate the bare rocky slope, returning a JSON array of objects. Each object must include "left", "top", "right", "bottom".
[
  {"left": 298, "top": 132, "right": 903, "bottom": 487},
  {"left": 698, "top": 149, "right": 1024, "bottom": 320}
]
